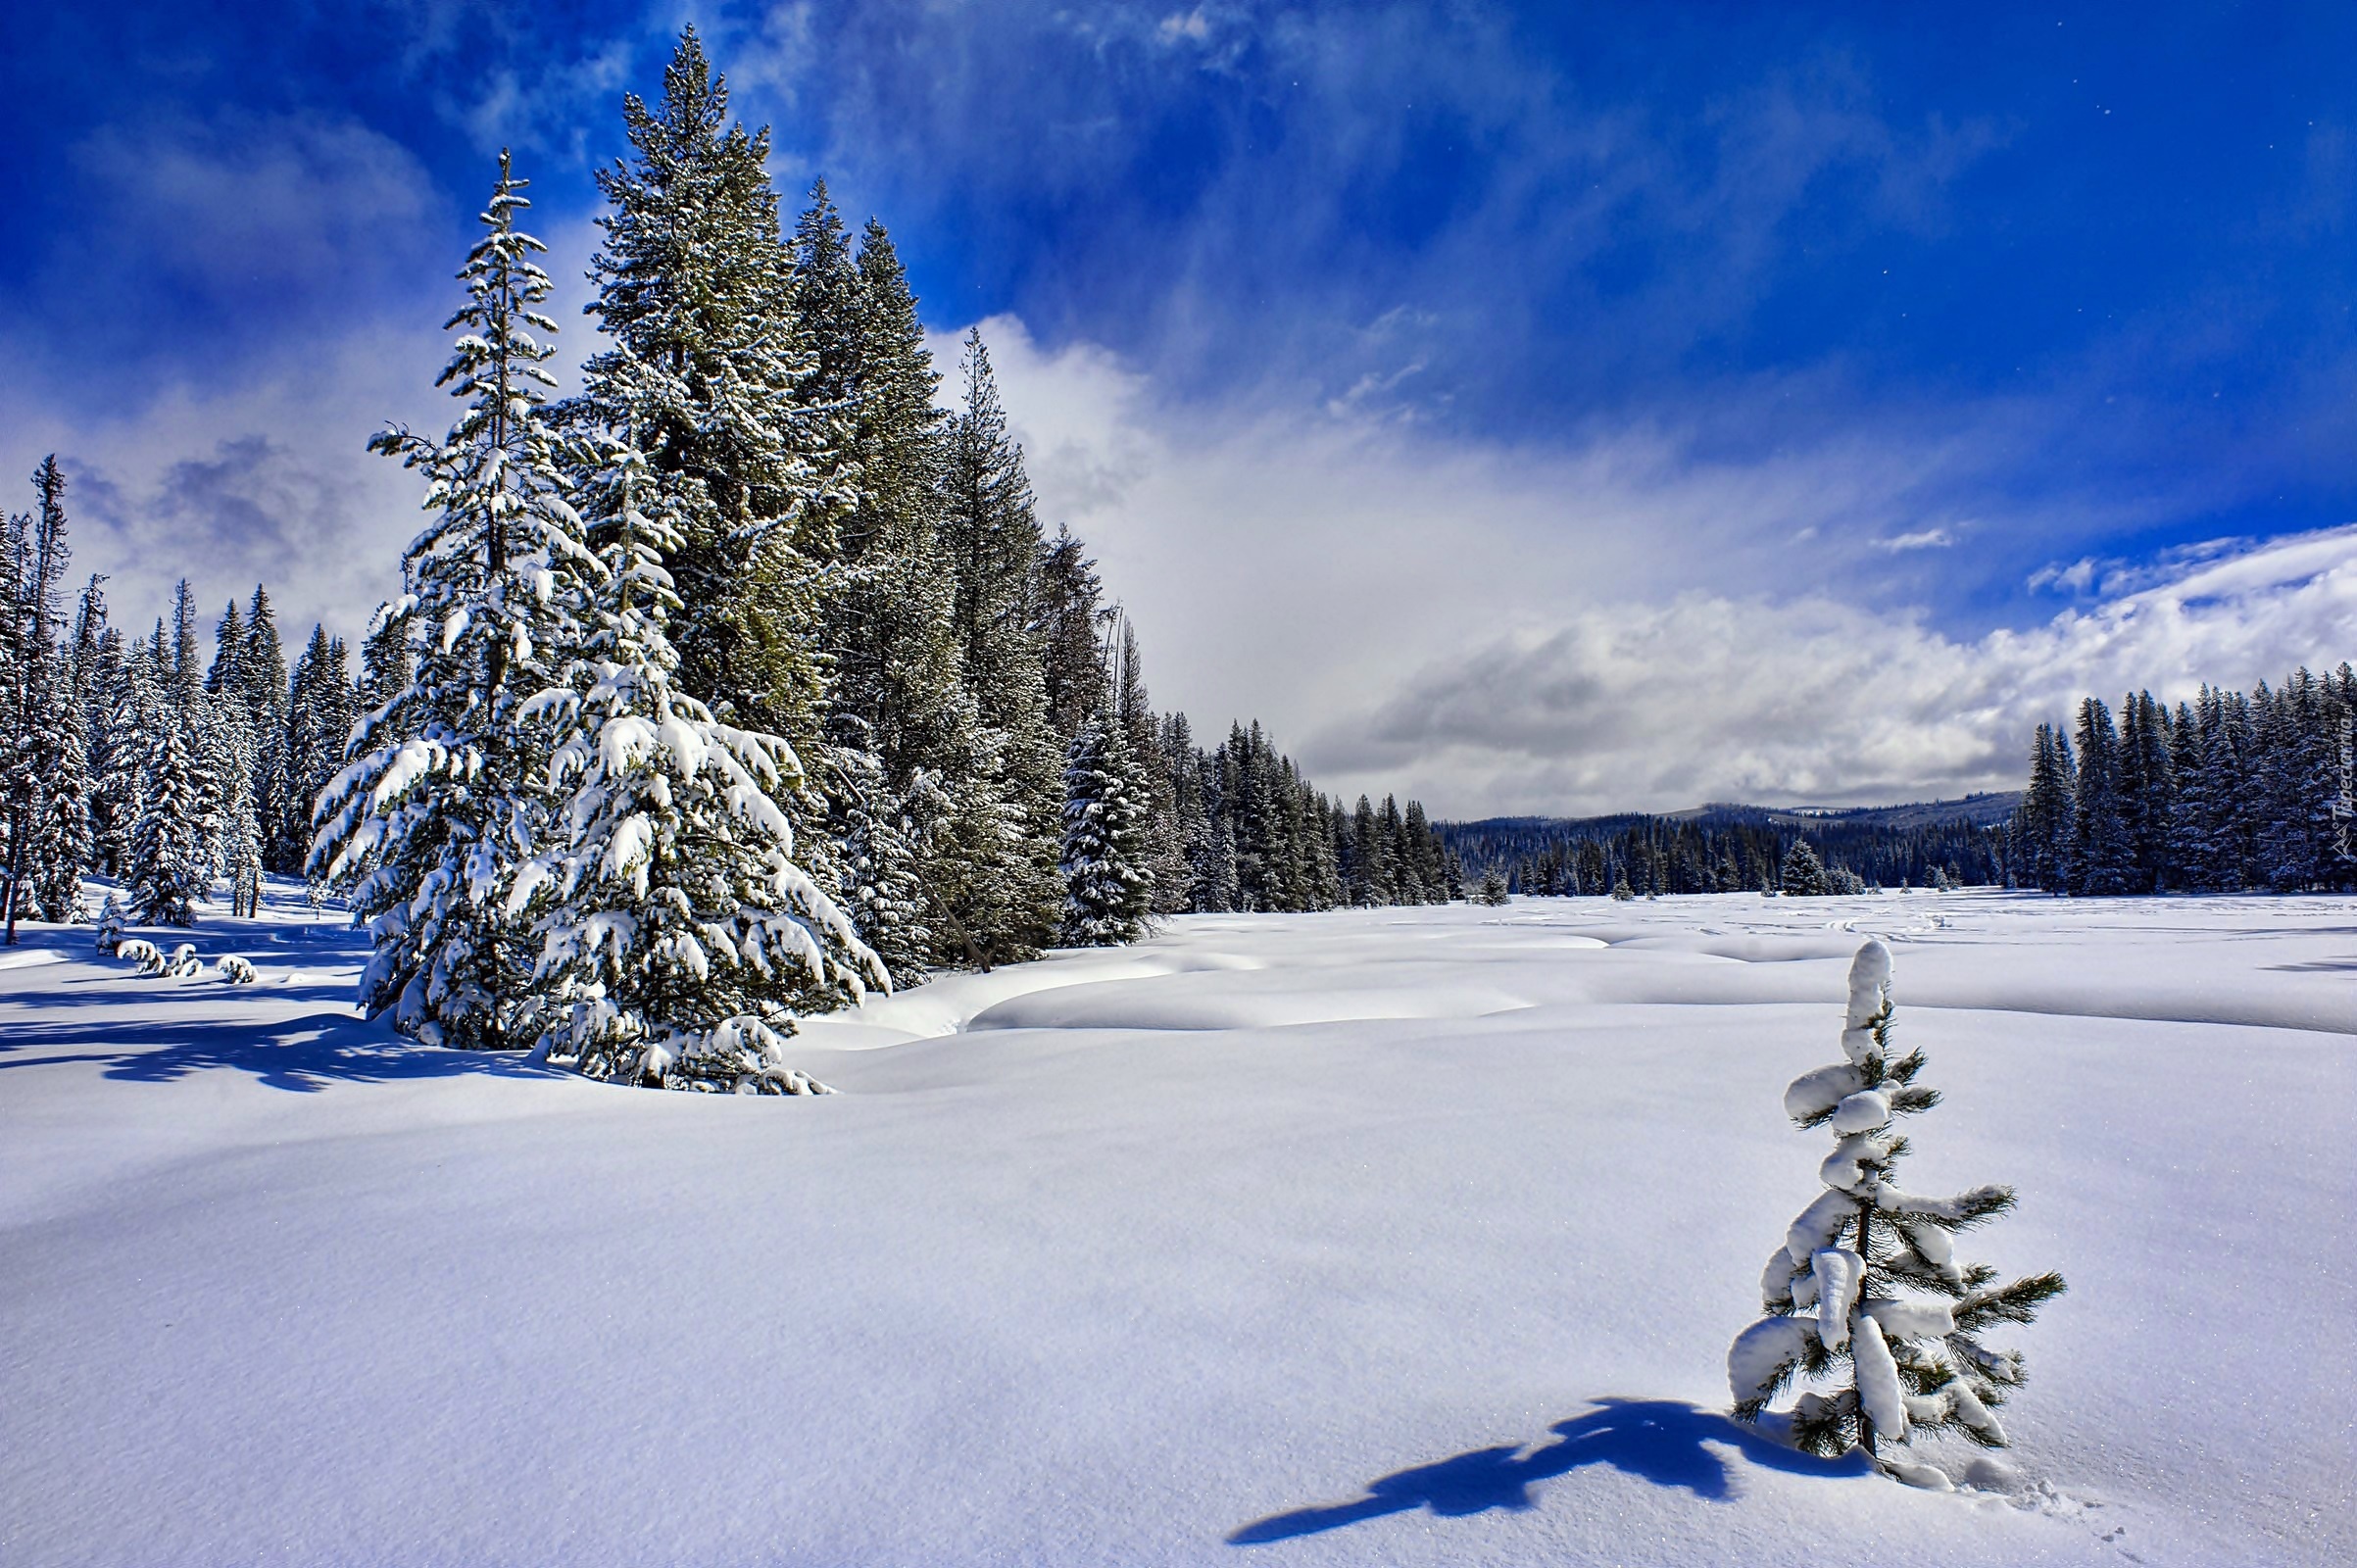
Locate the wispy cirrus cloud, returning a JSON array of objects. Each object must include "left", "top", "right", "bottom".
[{"left": 19, "top": 112, "right": 444, "bottom": 388}]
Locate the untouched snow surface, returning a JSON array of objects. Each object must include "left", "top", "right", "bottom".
[{"left": 3, "top": 884, "right": 2352, "bottom": 1566}]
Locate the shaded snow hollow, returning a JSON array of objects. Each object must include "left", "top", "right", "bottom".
[{"left": 2, "top": 884, "right": 2351, "bottom": 1566}]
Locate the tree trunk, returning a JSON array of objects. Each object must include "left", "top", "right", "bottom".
[
  {"left": 3, "top": 810, "right": 24, "bottom": 945},
  {"left": 1854, "top": 1200, "right": 1877, "bottom": 1457}
]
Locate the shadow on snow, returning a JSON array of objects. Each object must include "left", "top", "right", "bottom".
[
  {"left": 0, "top": 1009, "right": 552, "bottom": 1095},
  {"left": 0, "top": 920, "right": 543, "bottom": 1093},
  {"left": 1228, "top": 1398, "right": 1869, "bottom": 1545}
]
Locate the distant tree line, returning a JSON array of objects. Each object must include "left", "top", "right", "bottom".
[
  {"left": 1442, "top": 809, "right": 2000, "bottom": 899},
  {"left": 2006, "top": 667, "right": 2355, "bottom": 895}
]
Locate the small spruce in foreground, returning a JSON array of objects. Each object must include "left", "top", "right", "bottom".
[{"left": 1729, "top": 939, "right": 2064, "bottom": 1488}]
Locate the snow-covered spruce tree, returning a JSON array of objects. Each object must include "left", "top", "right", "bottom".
[
  {"left": 1730, "top": 940, "right": 2065, "bottom": 1486},
  {"left": 794, "top": 198, "right": 997, "bottom": 976},
  {"left": 90, "top": 628, "right": 155, "bottom": 880},
  {"left": 2011, "top": 722, "right": 2076, "bottom": 893},
  {"left": 70, "top": 577, "right": 132, "bottom": 877},
  {"left": 240, "top": 586, "right": 290, "bottom": 842},
  {"left": 1059, "top": 711, "right": 1154, "bottom": 945},
  {"left": 127, "top": 708, "right": 207, "bottom": 926},
  {"left": 1037, "top": 523, "right": 1109, "bottom": 748},
  {"left": 3, "top": 457, "right": 76, "bottom": 938},
  {"left": 30, "top": 674, "right": 94, "bottom": 920},
  {"left": 510, "top": 430, "right": 885, "bottom": 1092},
  {"left": 1106, "top": 614, "right": 1194, "bottom": 916},
  {"left": 311, "top": 152, "right": 587, "bottom": 1050},
  {"left": 1779, "top": 838, "right": 1830, "bottom": 896},
  {"left": 826, "top": 715, "right": 934, "bottom": 985},
  {"left": 937, "top": 328, "right": 1064, "bottom": 960},
  {"left": 197, "top": 691, "right": 264, "bottom": 917},
  {"left": 571, "top": 28, "right": 847, "bottom": 783},
  {"left": 354, "top": 605, "right": 412, "bottom": 741},
  {"left": 274, "top": 624, "right": 350, "bottom": 872},
  {"left": 2069, "top": 696, "right": 2134, "bottom": 895},
  {"left": 166, "top": 579, "right": 203, "bottom": 715}
]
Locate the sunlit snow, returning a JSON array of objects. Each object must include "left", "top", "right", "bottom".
[{"left": 2, "top": 880, "right": 2348, "bottom": 1566}]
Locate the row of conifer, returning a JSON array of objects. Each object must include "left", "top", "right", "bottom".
[{"left": 2007, "top": 668, "right": 2355, "bottom": 895}]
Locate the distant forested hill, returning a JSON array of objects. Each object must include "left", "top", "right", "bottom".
[{"left": 1440, "top": 795, "right": 2018, "bottom": 895}]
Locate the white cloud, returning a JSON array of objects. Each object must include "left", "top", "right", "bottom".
[
  {"left": 1873, "top": 526, "right": 1954, "bottom": 552},
  {"left": 50, "top": 112, "right": 440, "bottom": 331},
  {"left": 1336, "top": 526, "right": 2357, "bottom": 816},
  {"left": 0, "top": 205, "right": 607, "bottom": 653},
  {"left": 2028, "top": 556, "right": 2097, "bottom": 595},
  {"left": 1155, "top": 9, "right": 1213, "bottom": 47},
  {"left": 451, "top": 36, "right": 636, "bottom": 161},
  {"left": 5, "top": 325, "right": 437, "bottom": 651}
]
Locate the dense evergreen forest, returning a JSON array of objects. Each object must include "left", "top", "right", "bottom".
[
  {"left": 2005, "top": 668, "right": 2355, "bottom": 895},
  {"left": 0, "top": 30, "right": 1450, "bottom": 1089},
  {"left": 1441, "top": 806, "right": 2004, "bottom": 898}
]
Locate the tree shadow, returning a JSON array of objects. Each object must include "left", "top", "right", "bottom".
[
  {"left": 0, "top": 910, "right": 553, "bottom": 1092},
  {"left": 14, "top": 969, "right": 373, "bottom": 1011},
  {"left": 1228, "top": 1397, "right": 1870, "bottom": 1545},
  {"left": 0, "top": 1011, "right": 556, "bottom": 1094}
]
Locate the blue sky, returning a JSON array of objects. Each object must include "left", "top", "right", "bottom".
[{"left": 4, "top": 2, "right": 2353, "bottom": 813}]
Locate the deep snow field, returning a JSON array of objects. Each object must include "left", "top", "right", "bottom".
[{"left": 3, "top": 883, "right": 2351, "bottom": 1567}]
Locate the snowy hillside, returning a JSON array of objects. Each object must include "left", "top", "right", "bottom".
[{"left": 2, "top": 882, "right": 2349, "bottom": 1566}]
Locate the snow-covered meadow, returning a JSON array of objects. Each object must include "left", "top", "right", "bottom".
[{"left": 3, "top": 885, "right": 2350, "bottom": 1566}]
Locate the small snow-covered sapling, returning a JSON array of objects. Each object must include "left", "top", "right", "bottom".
[
  {"left": 163, "top": 943, "right": 204, "bottom": 978},
  {"left": 1728, "top": 939, "right": 2064, "bottom": 1487},
  {"left": 95, "top": 896, "right": 127, "bottom": 955},
  {"left": 117, "top": 938, "right": 164, "bottom": 973},
  {"left": 215, "top": 956, "right": 259, "bottom": 985}
]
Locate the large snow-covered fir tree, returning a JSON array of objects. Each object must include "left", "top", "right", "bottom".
[
  {"left": 1059, "top": 711, "right": 1154, "bottom": 946},
  {"left": 1730, "top": 940, "right": 2065, "bottom": 1486},
  {"left": 789, "top": 187, "right": 994, "bottom": 977},
  {"left": 30, "top": 672, "right": 94, "bottom": 920},
  {"left": 12, "top": 30, "right": 1457, "bottom": 971},
  {"left": 510, "top": 429, "right": 885, "bottom": 1091},
  {"left": 3, "top": 457, "right": 80, "bottom": 938},
  {"left": 126, "top": 693, "right": 207, "bottom": 926},
  {"left": 570, "top": 27, "right": 846, "bottom": 781},
  {"left": 277, "top": 623, "right": 356, "bottom": 874},
  {"left": 312, "top": 152, "right": 588, "bottom": 1049},
  {"left": 937, "top": 329, "right": 1065, "bottom": 960}
]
